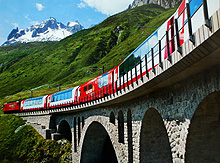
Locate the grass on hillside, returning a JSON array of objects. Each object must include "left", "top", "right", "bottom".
[{"left": 0, "top": 115, "right": 72, "bottom": 162}]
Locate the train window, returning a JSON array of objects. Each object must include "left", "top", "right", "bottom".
[
  {"left": 79, "top": 90, "right": 81, "bottom": 97},
  {"left": 84, "top": 86, "right": 87, "bottom": 91},
  {"left": 99, "top": 73, "right": 109, "bottom": 88},
  {"left": 119, "top": 54, "right": 140, "bottom": 77},
  {"left": 51, "top": 89, "right": 73, "bottom": 103},
  {"left": 190, "top": 0, "right": 202, "bottom": 17},
  {"left": 65, "top": 92, "right": 68, "bottom": 99},
  {"left": 68, "top": 91, "right": 72, "bottom": 99},
  {"left": 89, "top": 84, "right": 92, "bottom": 90},
  {"left": 61, "top": 94, "right": 64, "bottom": 100}
]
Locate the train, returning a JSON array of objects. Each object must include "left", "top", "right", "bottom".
[{"left": 3, "top": 0, "right": 219, "bottom": 113}]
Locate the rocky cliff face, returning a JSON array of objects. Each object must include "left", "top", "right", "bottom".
[
  {"left": 2, "top": 18, "right": 84, "bottom": 46},
  {"left": 129, "top": 0, "right": 182, "bottom": 9}
]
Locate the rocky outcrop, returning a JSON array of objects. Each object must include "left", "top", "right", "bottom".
[{"left": 129, "top": 0, "right": 182, "bottom": 9}]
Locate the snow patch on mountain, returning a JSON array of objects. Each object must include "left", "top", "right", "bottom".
[{"left": 2, "top": 17, "right": 84, "bottom": 46}]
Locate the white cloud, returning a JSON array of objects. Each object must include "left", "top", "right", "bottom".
[
  {"left": 36, "top": 3, "right": 44, "bottom": 11},
  {"left": 25, "top": 14, "right": 31, "bottom": 21},
  {"left": 77, "top": 2, "right": 86, "bottom": 8},
  {"left": 81, "top": 0, "right": 133, "bottom": 15},
  {"left": 12, "top": 23, "right": 18, "bottom": 28}
]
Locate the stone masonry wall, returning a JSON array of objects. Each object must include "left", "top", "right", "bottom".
[{"left": 21, "top": 114, "right": 52, "bottom": 139}]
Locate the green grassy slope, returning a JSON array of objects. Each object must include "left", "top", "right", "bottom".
[
  {"left": 0, "top": 4, "right": 177, "bottom": 107},
  {"left": 0, "top": 115, "right": 72, "bottom": 162}
]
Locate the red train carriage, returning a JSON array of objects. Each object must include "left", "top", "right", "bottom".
[
  {"left": 78, "top": 67, "right": 118, "bottom": 103},
  {"left": 3, "top": 101, "right": 21, "bottom": 113}
]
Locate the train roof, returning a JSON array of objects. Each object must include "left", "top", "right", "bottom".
[
  {"left": 4, "top": 101, "right": 20, "bottom": 104},
  {"left": 24, "top": 95, "right": 47, "bottom": 102},
  {"left": 52, "top": 88, "right": 74, "bottom": 96},
  {"left": 51, "top": 86, "right": 79, "bottom": 96}
]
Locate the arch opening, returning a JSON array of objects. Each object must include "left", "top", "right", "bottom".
[
  {"left": 110, "top": 112, "right": 115, "bottom": 125},
  {"left": 47, "top": 115, "right": 57, "bottom": 139},
  {"left": 57, "top": 120, "right": 72, "bottom": 142},
  {"left": 118, "top": 110, "right": 124, "bottom": 143},
  {"left": 49, "top": 115, "right": 57, "bottom": 130},
  {"left": 140, "top": 108, "right": 172, "bottom": 163},
  {"left": 80, "top": 122, "right": 118, "bottom": 163},
  {"left": 185, "top": 92, "right": 220, "bottom": 162}
]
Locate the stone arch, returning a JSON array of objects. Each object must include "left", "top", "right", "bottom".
[
  {"left": 57, "top": 120, "right": 72, "bottom": 142},
  {"left": 140, "top": 107, "right": 172, "bottom": 163},
  {"left": 185, "top": 91, "right": 220, "bottom": 162},
  {"left": 80, "top": 121, "right": 118, "bottom": 163},
  {"left": 77, "top": 116, "right": 125, "bottom": 162}
]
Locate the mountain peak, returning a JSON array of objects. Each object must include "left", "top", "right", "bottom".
[
  {"left": 67, "top": 21, "right": 80, "bottom": 27},
  {"left": 7, "top": 27, "right": 19, "bottom": 40},
  {"left": 2, "top": 18, "right": 84, "bottom": 46}
]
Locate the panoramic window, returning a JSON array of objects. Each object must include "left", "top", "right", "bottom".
[
  {"left": 99, "top": 73, "right": 109, "bottom": 88},
  {"left": 119, "top": 54, "right": 140, "bottom": 77},
  {"left": 51, "top": 89, "right": 73, "bottom": 102}
]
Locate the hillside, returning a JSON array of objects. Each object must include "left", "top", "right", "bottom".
[
  {"left": 0, "top": 115, "right": 71, "bottom": 162},
  {"left": 0, "top": 4, "right": 177, "bottom": 107}
]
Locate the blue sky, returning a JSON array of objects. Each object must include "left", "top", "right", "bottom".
[{"left": 0, "top": 0, "right": 133, "bottom": 45}]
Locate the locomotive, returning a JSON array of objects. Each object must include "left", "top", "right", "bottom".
[{"left": 3, "top": 0, "right": 219, "bottom": 113}]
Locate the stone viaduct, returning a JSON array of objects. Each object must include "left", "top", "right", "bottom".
[{"left": 19, "top": 6, "right": 220, "bottom": 163}]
